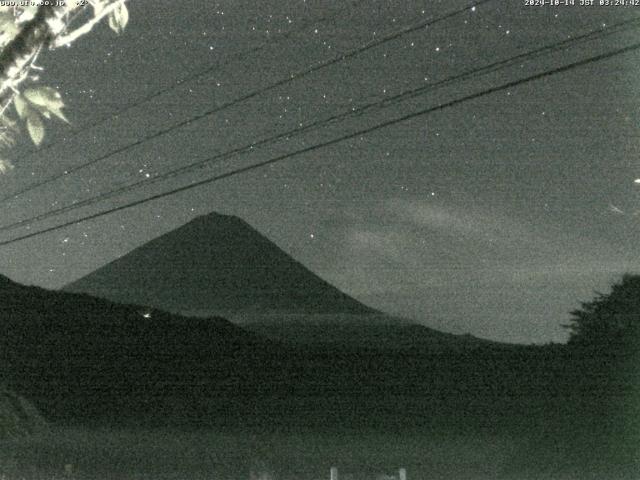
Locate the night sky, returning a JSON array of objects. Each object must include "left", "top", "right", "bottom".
[{"left": 0, "top": 0, "right": 638, "bottom": 344}]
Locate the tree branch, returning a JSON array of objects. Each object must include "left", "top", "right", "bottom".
[
  {"left": 0, "top": 1, "right": 129, "bottom": 157},
  {"left": 52, "top": 0, "right": 126, "bottom": 48},
  {"left": 0, "top": 5, "right": 76, "bottom": 99}
]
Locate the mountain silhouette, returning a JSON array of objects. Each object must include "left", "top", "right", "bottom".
[
  {"left": 63, "top": 212, "right": 497, "bottom": 351},
  {"left": 64, "top": 212, "right": 374, "bottom": 317},
  {"left": 237, "top": 312, "right": 497, "bottom": 352},
  {"left": 0, "top": 272, "right": 515, "bottom": 429},
  {"left": 1, "top": 273, "right": 622, "bottom": 446}
]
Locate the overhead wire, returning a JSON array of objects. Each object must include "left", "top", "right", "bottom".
[
  {"left": 12, "top": 0, "right": 368, "bottom": 161},
  {"left": 0, "top": 39, "right": 637, "bottom": 246},
  {"left": 0, "top": 0, "right": 494, "bottom": 204},
  {"left": 0, "top": 15, "right": 636, "bottom": 234}
]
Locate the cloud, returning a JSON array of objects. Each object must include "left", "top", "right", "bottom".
[
  {"left": 317, "top": 196, "right": 640, "bottom": 342},
  {"left": 322, "top": 198, "right": 532, "bottom": 294},
  {"left": 383, "top": 197, "right": 538, "bottom": 247},
  {"left": 322, "top": 196, "right": 639, "bottom": 297}
]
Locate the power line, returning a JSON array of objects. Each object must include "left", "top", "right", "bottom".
[
  {"left": 1, "top": 39, "right": 638, "bottom": 247},
  {"left": 13, "top": 0, "right": 367, "bottom": 161},
  {"left": 0, "top": 16, "right": 635, "bottom": 234},
  {"left": 0, "top": 0, "right": 493, "bottom": 204},
  {"left": 341, "top": 17, "right": 640, "bottom": 128}
]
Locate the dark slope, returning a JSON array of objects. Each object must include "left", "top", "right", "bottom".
[
  {"left": 0, "top": 274, "right": 542, "bottom": 430},
  {"left": 237, "top": 313, "right": 497, "bottom": 352},
  {"left": 64, "top": 212, "right": 374, "bottom": 317},
  {"left": 0, "top": 274, "right": 282, "bottom": 422},
  {"left": 0, "top": 274, "right": 629, "bottom": 449}
]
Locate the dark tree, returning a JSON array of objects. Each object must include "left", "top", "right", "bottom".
[{"left": 565, "top": 274, "right": 640, "bottom": 354}]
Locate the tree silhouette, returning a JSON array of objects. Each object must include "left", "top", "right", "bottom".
[{"left": 565, "top": 274, "right": 640, "bottom": 354}]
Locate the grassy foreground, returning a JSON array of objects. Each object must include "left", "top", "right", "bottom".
[{"left": 0, "top": 421, "right": 636, "bottom": 480}]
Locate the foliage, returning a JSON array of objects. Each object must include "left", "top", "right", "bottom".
[
  {"left": 0, "top": 1, "right": 129, "bottom": 169},
  {"left": 565, "top": 274, "right": 640, "bottom": 352}
]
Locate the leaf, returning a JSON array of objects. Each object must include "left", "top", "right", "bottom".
[
  {"left": 14, "top": 95, "right": 30, "bottom": 120},
  {"left": 23, "top": 87, "right": 69, "bottom": 123},
  {"left": 17, "top": 5, "right": 38, "bottom": 23},
  {"left": 0, "top": 131, "right": 15, "bottom": 148},
  {"left": 0, "top": 126, "right": 15, "bottom": 148},
  {"left": 0, "top": 11, "right": 17, "bottom": 36},
  {"left": 92, "top": 1, "right": 105, "bottom": 15},
  {"left": 108, "top": 3, "right": 129, "bottom": 35},
  {"left": 26, "top": 111, "right": 44, "bottom": 146},
  {"left": 0, "top": 158, "right": 13, "bottom": 175},
  {"left": 0, "top": 10, "right": 18, "bottom": 47},
  {"left": 23, "top": 87, "right": 64, "bottom": 110},
  {"left": 47, "top": 104, "right": 70, "bottom": 124}
]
